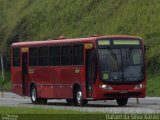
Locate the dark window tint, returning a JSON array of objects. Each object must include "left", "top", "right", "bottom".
[
  {"left": 50, "top": 46, "right": 60, "bottom": 66},
  {"left": 29, "top": 47, "right": 39, "bottom": 66},
  {"left": 98, "top": 49, "right": 122, "bottom": 81},
  {"left": 39, "top": 46, "right": 49, "bottom": 66},
  {"left": 61, "top": 45, "right": 72, "bottom": 65},
  {"left": 13, "top": 48, "right": 20, "bottom": 66},
  {"left": 73, "top": 44, "right": 84, "bottom": 65}
]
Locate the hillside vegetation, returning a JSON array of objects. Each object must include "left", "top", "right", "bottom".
[{"left": 0, "top": 0, "right": 160, "bottom": 73}]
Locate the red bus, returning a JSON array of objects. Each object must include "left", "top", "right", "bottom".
[{"left": 11, "top": 35, "right": 146, "bottom": 106}]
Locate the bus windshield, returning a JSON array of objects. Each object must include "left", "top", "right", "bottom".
[{"left": 98, "top": 48, "right": 144, "bottom": 83}]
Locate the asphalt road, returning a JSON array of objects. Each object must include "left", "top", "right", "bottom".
[{"left": 0, "top": 92, "right": 160, "bottom": 113}]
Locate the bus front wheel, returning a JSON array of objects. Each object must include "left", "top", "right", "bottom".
[
  {"left": 74, "top": 88, "right": 88, "bottom": 106},
  {"left": 30, "top": 85, "right": 47, "bottom": 104},
  {"left": 116, "top": 98, "right": 128, "bottom": 106}
]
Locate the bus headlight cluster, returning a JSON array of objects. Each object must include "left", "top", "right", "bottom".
[
  {"left": 134, "top": 84, "right": 144, "bottom": 89},
  {"left": 99, "top": 84, "right": 113, "bottom": 90}
]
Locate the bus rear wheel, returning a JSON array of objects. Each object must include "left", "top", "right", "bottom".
[
  {"left": 116, "top": 98, "right": 128, "bottom": 106},
  {"left": 30, "top": 85, "right": 47, "bottom": 104},
  {"left": 74, "top": 88, "right": 88, "bottom": 106}
]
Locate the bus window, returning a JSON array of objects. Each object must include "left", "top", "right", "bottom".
[
  {"left": 73, "top": 44, "right": 84, "bottom": 65},
  {"left": 13, "top": 48, "right": 20, "bottom": 66},
  {"left": 132, "top": 49, "right": 142, "bottom": 65},
  {"left": 50, "top": 46, "right": 60, "bottom": 66},
  {"left": 29, "top": 47, "right": 39, "bottom": 66},
  {"left": 61, "top": 45, "right": 72, "bottom": 65},
  {"left": 39, "top": 46, "right": 49, "bottom": 66}
]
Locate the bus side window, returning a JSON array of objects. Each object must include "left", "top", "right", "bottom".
[
  {"left": 50, "top": 46, "right": 60, "bottom": 66},
  {"left": 73, "top": 44, "right": 84, "bottom": 65},
  {"left": 13, "top": 48, "right": 20, "bottom": 66},
  {"left": 61, "top": 45, "right": 72, "bottom": 65},
  {"left": 39, "top": 46, "right": 49, "bottom": 66},
  {"left": 29, "top": 47, "right": 39, "bottom": 66}
]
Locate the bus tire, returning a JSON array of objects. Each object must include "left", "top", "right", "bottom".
[
  {"left": 74, "top": 88, "right": 88, "bottom": 106},
  {"left": 116, "top": 98, "right": 128, "bottom": 106},
  {"left": 30, "top": 85, "right": 41, "bottom": 104}
]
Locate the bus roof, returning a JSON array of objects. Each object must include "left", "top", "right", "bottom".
[{"left": 11, "top": 35, "right": 141, "bottom": 47}]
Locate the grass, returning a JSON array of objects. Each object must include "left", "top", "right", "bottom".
[
  {"left": 0, "top": 72, "right": 11, "bottom": 91},
  {"left": 0, "top": 106, "right": 87, "bottom": 114},
  {"left": 0, "top": 106, "right": 105, "bottom": 120},
  {"left": 0, "top": 106, "right": 159, "bottom": 120},
  {"left": 146, "top": 73, "right": 160, "bottom": 97},
  {"left": 2, "top": 81, "right": 11, "bottom": 91}
]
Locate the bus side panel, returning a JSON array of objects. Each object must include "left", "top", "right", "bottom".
[
  {"left": 28, "top": 66, "right": 86, "bottom": 99},
  {"left": 36, "top": 85, "right": 54, "bottom": 98},
  {"left": 11, "top": 67, "right": 23, "bottom": 96},
  {"left": 29, "top": 67, "right": 55, "bottom": 98},
  {"left": 57, "top": 66, "right": 73, "bottom": 98}
]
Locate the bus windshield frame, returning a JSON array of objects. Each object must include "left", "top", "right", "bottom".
[{"left": 97, "top": 38, "right": 145, "bottom": 85}]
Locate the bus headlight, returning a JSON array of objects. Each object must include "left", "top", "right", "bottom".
[
  {"left": 134, "top": 84, "right": 144, "bottom": 89},
  {"left": 99, "top": 84, "right": 113, "bottom": 90}
]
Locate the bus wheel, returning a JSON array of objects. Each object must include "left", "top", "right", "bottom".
[
  {"left": 75, "top": 88, "right": 88, "bottom": 106},
  {"left": 30, "top": 85, "right": 40, "bottom": 104},
  {"left": 116, "top": 98, "right": 128, "bottom": 106}
]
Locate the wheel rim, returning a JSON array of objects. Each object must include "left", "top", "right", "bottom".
[
  {"left": 31, "top": 88, "right": 36, "bottom": 102},
  {"left": 77, "top": 91, "right": 82, "bottom": 104}
]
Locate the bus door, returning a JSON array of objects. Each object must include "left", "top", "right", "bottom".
[
  {"left": 86, "top": 49, "right": 96, "bottom": 98},
  {"left": 22, "top": 52, "right": 28, "bottom": 96}
]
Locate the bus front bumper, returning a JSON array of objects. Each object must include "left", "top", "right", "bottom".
[{"left": 93, "top": 87, "right": 146, "bottom": 100}]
